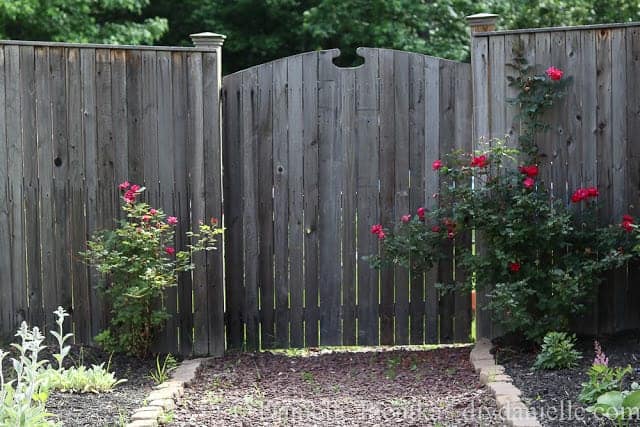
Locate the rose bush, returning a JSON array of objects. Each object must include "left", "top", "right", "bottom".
[
  {"left": 82, "top": 183, "right": 223, "bottom": 357},
  {"left": 368, "top": 62, "right": 637, "bottom": 342}
]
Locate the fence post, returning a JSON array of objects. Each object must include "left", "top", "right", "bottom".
[
  {"left": 190, "top": 32, "right": 226, "bottom": 85},
  {"left": 189, "top": 31, "right": 227, "bottom": 356},
  {"left": 467, "top": 13, "right": 499, "bottom": 342},
  {"left": 466, "top": 13, "right": 499, "bottom": 34}
]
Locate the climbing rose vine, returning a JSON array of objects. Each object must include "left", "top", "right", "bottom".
[{"left": 368, "top": 61, "right": 638, "bottom": 342}]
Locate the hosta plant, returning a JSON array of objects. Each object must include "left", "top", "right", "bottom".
[
  {"left": 82, "top": 182, "right": 223, "bottom": 357},
  {"left": 533, "top": 331, "right": 581, "bottom": 370}
]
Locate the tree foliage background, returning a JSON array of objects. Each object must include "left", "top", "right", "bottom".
[{"left": 1, "top": 0, "right": 639, "bottom": 72}]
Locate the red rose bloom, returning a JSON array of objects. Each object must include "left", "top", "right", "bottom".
[
  {"left": 586, "top": 187, "right": 599, "bottom": 197},
  {"left": 545, "top": 66, "right": 564, "bottom": 81},
  {"left": 165, "top": 247, "right": 176, "bottom": 256},
  {"left": 621, "top": 214, "right": 634, "bottom": 232},
  {"left": 571, "top": 188, "right": 589, "bottom": 203},
  {"left": 431, "top": 226, "right": 441, "bottom": 233},
  {"left": 432, "top": 160, "right": 443, "bottom": 171},
  {"left": 518, "top": 165, "right": 539, "bottom": 177},
  {"left": 370, "top": 224, "right": 383, "bottom": 235},
  {"left": 470, "top": 155, "right": 488, "bottom": 168},
  {"left": 508, "top": 262, "right": 521, "bottom": 273},
  {"left": 417, "top": 207, "right": 426, "bottom": 221}
]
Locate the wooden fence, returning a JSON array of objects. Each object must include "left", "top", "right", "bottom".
[
  {"left": 222, "top": 48, "right": 473, "bottom": 350},
  {"left": 471, "top": 22, "right": 640, "bottom": 336},
  {"left": 0, "top": 41, "right": 224, "bottom": 355},
  {"left": 3, "top": 19, "right": 640, "bottom": 356}
]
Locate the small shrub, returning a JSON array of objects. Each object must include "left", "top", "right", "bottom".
[
  {"left": 533, "top": 332, "right": 581, "bottom": 370},
  {"left": 82, "top": 182, "right": 223, "bottom": 357}
]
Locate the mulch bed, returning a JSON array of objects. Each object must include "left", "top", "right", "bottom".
[
  {"left": 1, "top": 343, "right": 156, "bottom": 426},
  {"left": 499, "top": 332, "right": 640, "bottom": 426},
  {"left": 171, "top": 346, "right": 502, "bottom": 426}
]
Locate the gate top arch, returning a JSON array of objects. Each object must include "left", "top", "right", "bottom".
[{"left": 221, "top": 47, "right": 473, "bottom": 350}]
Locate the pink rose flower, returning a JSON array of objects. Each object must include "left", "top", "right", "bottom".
[
  {"left": 401, "top": 214, "right": 411, "bottom": 223},
  {"left": 167, "top": 216, "right": 178, "bottom": 225},
  {"left": 165, "top": 247, "right": 176, "bottom": 256},
  {"left": 118, "top": 181, "right": 130, "bottom": 191},
  {"left": 523, "top": 177, "right": 535, "bottom": 189},
  {"left": 432, "top": 160, "right": 443, "bottom": 171}
]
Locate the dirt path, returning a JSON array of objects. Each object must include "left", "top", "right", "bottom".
[{"left": 171, "top": 346, "right": 501, "bottom": 426}]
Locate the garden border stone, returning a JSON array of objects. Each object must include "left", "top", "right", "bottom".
[
  {"left": 125, "top": 357, "right": 211, "bottom": 427},
  {"left": 471, "top": 338, "right": 541, "bottom": 427}
]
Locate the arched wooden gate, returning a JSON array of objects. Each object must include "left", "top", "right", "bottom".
[{"left": 222, "top": 48, "right": 473, "bottom": 350}]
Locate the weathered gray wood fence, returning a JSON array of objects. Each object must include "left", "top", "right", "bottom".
[
  {"left": 471, "top": 20, "right": 640, "bottom": 337},
  {"left": 0, "top": 40, "right": 224, "bottom": 355},
  {"left": 2, "top": 18, "right": 640, "bottom": 355},
  {"left": 222, "top": 48, "right": 473, "bottom": 349}
]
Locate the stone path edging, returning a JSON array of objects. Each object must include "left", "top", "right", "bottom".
[
  {"left": 126, "top": 357, "right": 211, "bottom": 427},
  {"left": 471, "top": 338, "right": 542, "bottom": 427}
]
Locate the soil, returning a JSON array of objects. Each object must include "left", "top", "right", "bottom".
[
  {"left": 170, "top": 346, "right": 502, "bottom": 426},
  {"left": 499, "top": 332, "right": 640, "bottom": 426},
  {"left": 1, "top": 343, "right": 156, "bottom": 426}
]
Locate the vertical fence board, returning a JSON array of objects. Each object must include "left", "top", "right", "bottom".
[
  {"left": 302, "top": 53, "right": 319, "bottom": 347},
  {"left": 393, "top": 51, "right": 410, "bottom": 345},
  {"left": 424, "top": 57, "right": 441, "bottom": 344},
  {"left": 409, "top": 53, "right": 426, "bottom": 345},
  {"left": 317, "top": 50, "right": 342, "bottom": 346},
  {"left": 21, "top": 46, "right": 41, "bottom": 328},
  {"left": 50, "top": 47, "right": 71, "bottom": 328},
  {"left": 241, "top": 68, "right": 260, "bottom": 350},
  {"left": 355, "top": 48, "right": 380, "bottom": 345},
  {"left": 81, "top": 48, "right": 100, "bottom": 337},
  {"left": 95, "top": 49, "right": 114, "bottom": 338},
  {"left": 0, "top": 47, "right": 10, "bottom": 338},
  {"left": 596, "top": 29, "right": 615, "bottom": 334},
  {"left": 156, "top": 50, "right": 178, "bottom": 353},
  {"left": 340, "top": 68, "right": 357, "bottom": 346},
  {"left": 287, "top": 55, "right": 305, "bottom": 348},
  {"left": 67, "top": 47, "right": 90, "bottom": 342},
  {"left": 438, "top": 60, "right": 455, "bottom": 344},
  {"left": 453, "top": 62, "right": 473, "bottom": 343},
  {"left": 256, "top": 63, "right": 275, "bottom": 348},
  {"left": 171, "top": 52, "right": 193, "bottom": 355},
  {"left": 272, "top": 58, "right": 290, "bottom": 348},
  {"left": 222, "top": 72, "right": 244, "bottom": 350},
  {"left": 610, "top": 30, "right": 628, "bottom": 333},
  {"left": 187, "top": 52, "right": 208, "bottom": 355},
  {"left": 35, "top": 46, "right": 54, "bottom": 330},
  {"left": 378, "top": 49, "right": 395, "bottom": 345}
]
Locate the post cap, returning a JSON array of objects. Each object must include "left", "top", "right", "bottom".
[
  {"left": 190, "top": 32, "right": 226, "bottom": 48},
  {"left": 466, "top": 13, "right": 499, "bottom": 32}
]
